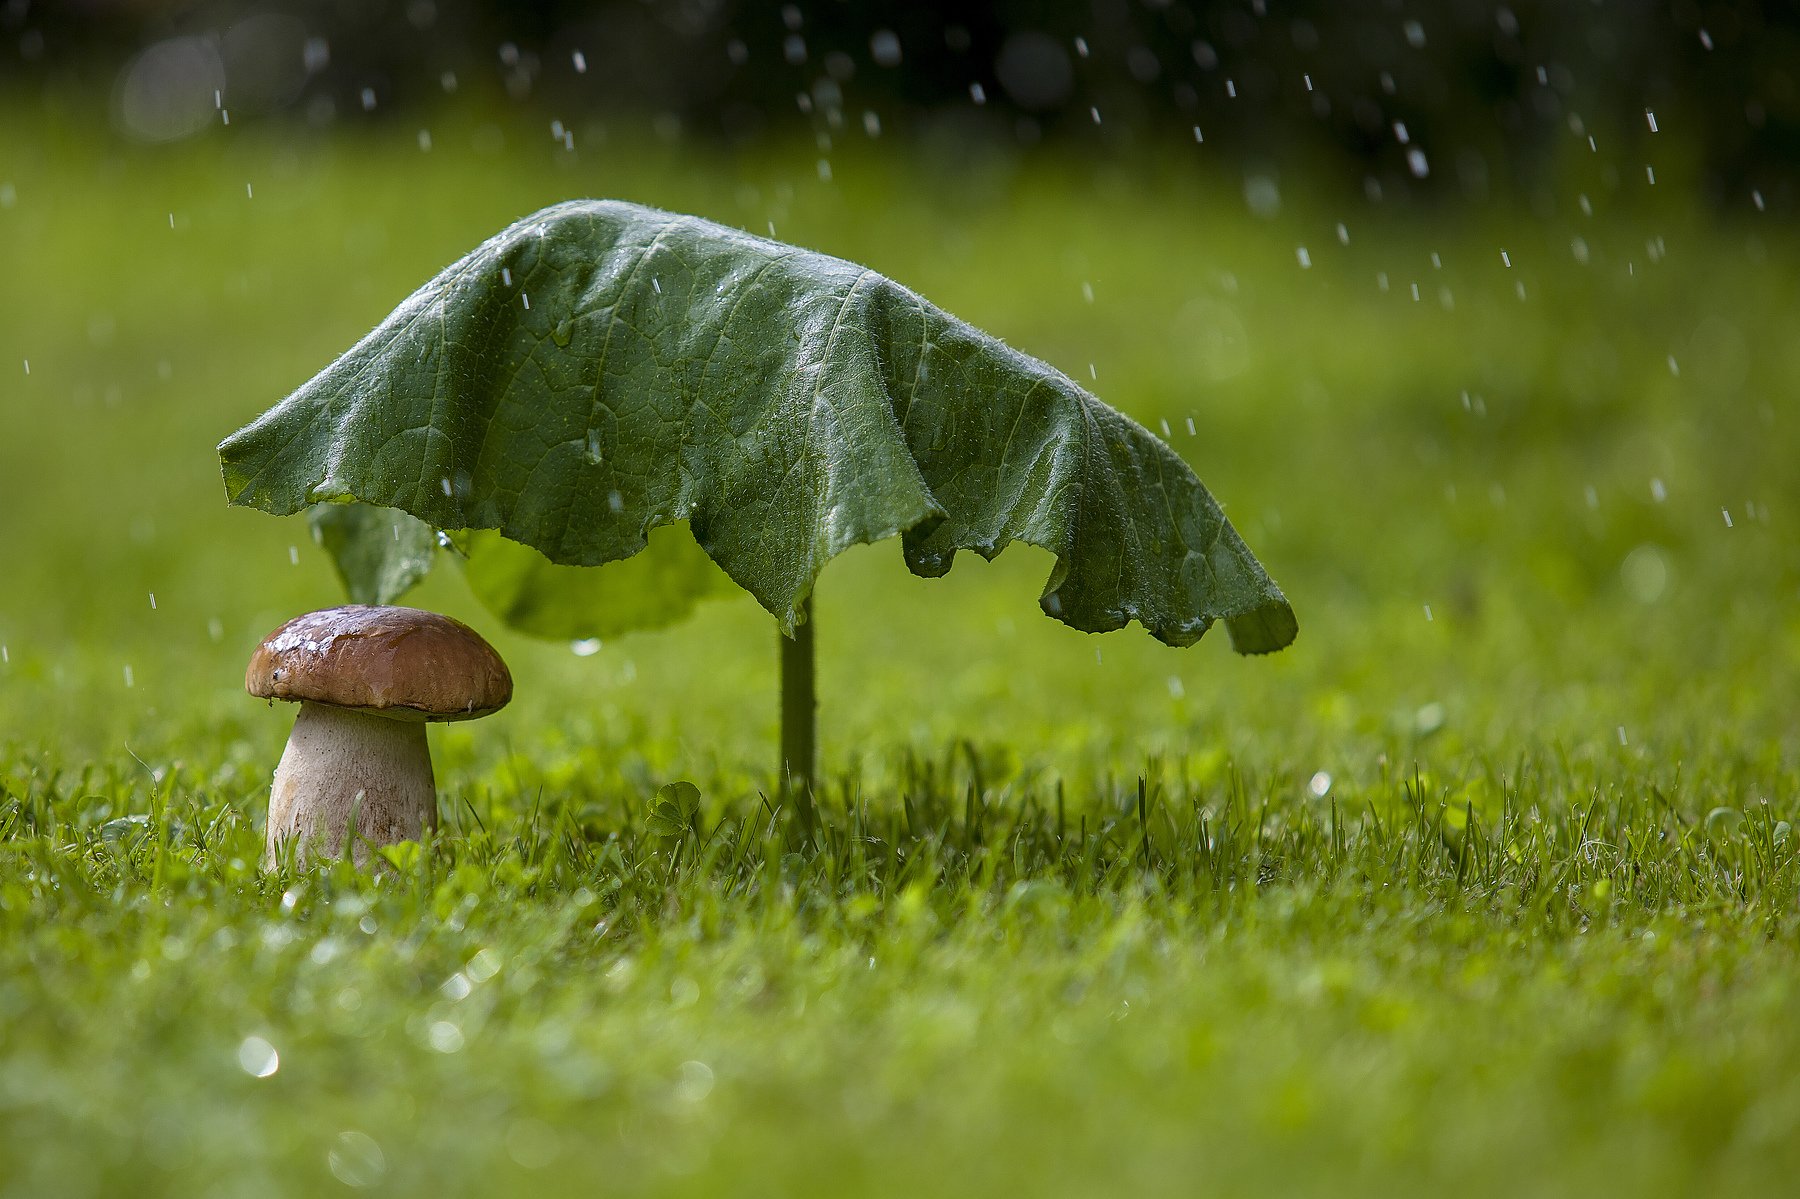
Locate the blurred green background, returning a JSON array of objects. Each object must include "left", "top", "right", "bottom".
[{"left": 4, "top": 3, "right": 1800, "bottom": 1197}]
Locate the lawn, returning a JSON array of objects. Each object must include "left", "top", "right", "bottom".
[{"left": 3, "top": 102, "right": 1799, "bottom": 1196}]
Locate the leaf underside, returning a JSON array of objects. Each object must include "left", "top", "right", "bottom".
[{"left": 221, "top": 200, "right": 1296, "bottom": 652}]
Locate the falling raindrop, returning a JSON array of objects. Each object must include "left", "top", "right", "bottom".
[
  {"left": 572, "top": 50, "right": 587, "bottom": 73},
  {"left": 1406, "top": 148, "right": 1430, "bottom": 178},
  {"left": 1423, "top": 604, "right": 1433, "bottom": 622},
  {"left": 288, "top": 546, "right": 299, "bottom": 565},
  {"left": 1722, "top": 508, "right": 1733, "bottom": 528},
  {"left": 1296, "top": 246, "right": 1312, "bottom": 269},
  {"left": 1650, "top": 478, "right": 1667, "bottom": 502}
]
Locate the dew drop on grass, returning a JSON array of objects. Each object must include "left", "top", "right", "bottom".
[
  {"left": 328, "top": 1131, "right": 387, "bottom": 1188},
  {"left": 428, "top": 1021, "right": 464, "bottom": 1053},
  {"left": 1621, "top": 544, "right": 1669, "bottom": 603},
  {"left": 1308, "top": 771, "right": 1332, "bottom": 798},
  {"left": 237, "top": 1035, "right": 280, "bottom": 1078},
  {"left": 675, "top": 1060, "right": 715, "bottom": 1103}
]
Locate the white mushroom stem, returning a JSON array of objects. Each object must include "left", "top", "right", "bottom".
[{"left": 264, "top": 701, "right": 437, "bottom": 866}]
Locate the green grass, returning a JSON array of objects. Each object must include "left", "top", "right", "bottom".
[{"left": 3, "top": 101, "right": 1800, "bottom": 1196}]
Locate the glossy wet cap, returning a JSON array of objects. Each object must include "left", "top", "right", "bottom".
[{"left": 246, "top": 606, "right": 512, "bottom": 721}]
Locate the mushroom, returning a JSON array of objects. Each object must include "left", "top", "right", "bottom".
[{"left": 246, "top": 605, "right": 511, "bottom": 865}]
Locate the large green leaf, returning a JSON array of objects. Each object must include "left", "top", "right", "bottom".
[
  {"left": 458, "top": 523, "right": 729, "bottom": 641},
  {"left": 219, "top": 200, "right": 1296, "bottom": 652},
  {"left": 308, "top": 503, "right": 436, "bottom": 606}
]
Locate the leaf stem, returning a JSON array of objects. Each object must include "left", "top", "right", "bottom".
[{"left": 780, "top": 596, "right": 817, "bottom": 824}]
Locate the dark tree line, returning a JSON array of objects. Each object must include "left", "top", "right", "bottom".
[{"left": 7, "top": 0, "right": 1795, "bottom": 208}]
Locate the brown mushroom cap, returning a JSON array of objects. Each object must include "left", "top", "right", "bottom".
[{"left": 246, "top": 606, "right": 512, "bottom": 721}]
